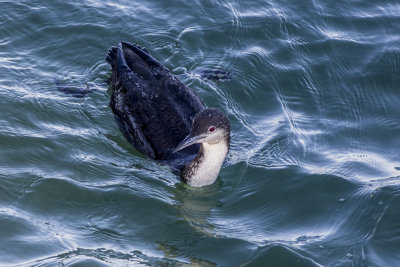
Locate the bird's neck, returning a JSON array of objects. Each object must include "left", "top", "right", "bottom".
[{"left": 181, "top": 140, "right": 229, "bottom": 187}]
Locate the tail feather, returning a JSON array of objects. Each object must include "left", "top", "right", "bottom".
[
  {"left": 115, "top": 42, "right": 164, "bottom": 81},
  {"left": 106, "top": 46, "right": 118, "bottom": 72},
  {"left": 120, "top": 42, "right": 161, "bottom": 68}
]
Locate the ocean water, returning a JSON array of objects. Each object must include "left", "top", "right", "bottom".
[{"left": 1, "top": 0, "right": 400, "bottom": 266}]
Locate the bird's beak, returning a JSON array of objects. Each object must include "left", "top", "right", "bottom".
[{"left": 173, "top": 133, "right": 207, "bottom": 153}]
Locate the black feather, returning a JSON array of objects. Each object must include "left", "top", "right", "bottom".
[{"left": 107, "top": 42, "right": 205, "bottom": 167}]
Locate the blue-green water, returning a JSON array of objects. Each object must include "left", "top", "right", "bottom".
[{"left": 1, "top": 0, "right": 400, "bottom": 266}]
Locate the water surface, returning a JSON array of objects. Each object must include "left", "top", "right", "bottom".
[{"left": 1, "top": 0, "right": 400, "bottom": 266}]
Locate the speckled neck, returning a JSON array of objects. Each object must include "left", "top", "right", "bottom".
[{"left": 181, "top": 139, "right": 229, "bottom": 187}]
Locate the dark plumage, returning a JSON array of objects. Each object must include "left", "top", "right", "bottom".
[{"left": 107, "top": 42, "right": 230, "bottom": 186}]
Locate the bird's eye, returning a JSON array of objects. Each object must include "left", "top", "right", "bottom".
[{"left": 208, "top": 126, "right": 216, "bottom": 133}]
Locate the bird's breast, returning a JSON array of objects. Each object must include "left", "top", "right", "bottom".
[{"left": 183, "top": 141, "right": 229, "bottom": 187}]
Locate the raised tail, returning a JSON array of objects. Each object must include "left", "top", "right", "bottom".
[
  {"left": 106, "top": 46, "right": 118, "bottom": 72},
  {"left": 107, "top": 42, "right": 164, "bottom": 82}
]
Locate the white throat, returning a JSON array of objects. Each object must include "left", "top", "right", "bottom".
[{"left": 185, "top": 140, "right": 229, "bottom": 187}]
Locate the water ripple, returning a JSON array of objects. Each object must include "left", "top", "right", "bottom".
[{"left": 1, "top": 0, "right": 400, "bottom": 266}]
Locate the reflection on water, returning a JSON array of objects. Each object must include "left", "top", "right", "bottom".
[
  {"left": 174, "top": 181, "right": 222, "bottom": 235},
  {"left": 1, "top": 0, "right": 400, "bottom": 265}
]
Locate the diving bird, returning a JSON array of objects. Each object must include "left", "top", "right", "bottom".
[{"left": 106, "top": 42, "right": 230, "bottom": 187}]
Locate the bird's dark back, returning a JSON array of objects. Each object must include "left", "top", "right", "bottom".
[{"left": 107, "top": 42, "right": 205, "bottom": 161}]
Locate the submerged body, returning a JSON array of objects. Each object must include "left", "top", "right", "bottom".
[{"left": 107, "top": 42, "right": 230, "bottom": 187}]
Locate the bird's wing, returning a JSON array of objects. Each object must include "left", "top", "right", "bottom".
[{"left": 107, "top": 42, "right": 205, "bottom": 160}]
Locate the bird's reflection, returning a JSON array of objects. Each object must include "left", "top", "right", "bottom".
[{"left": 173, "top": 179, "right": 223, "bottom": 235}]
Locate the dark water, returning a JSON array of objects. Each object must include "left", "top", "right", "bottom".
[{"left": 1, "top": 0, "right": 400, "bottom": 266}]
